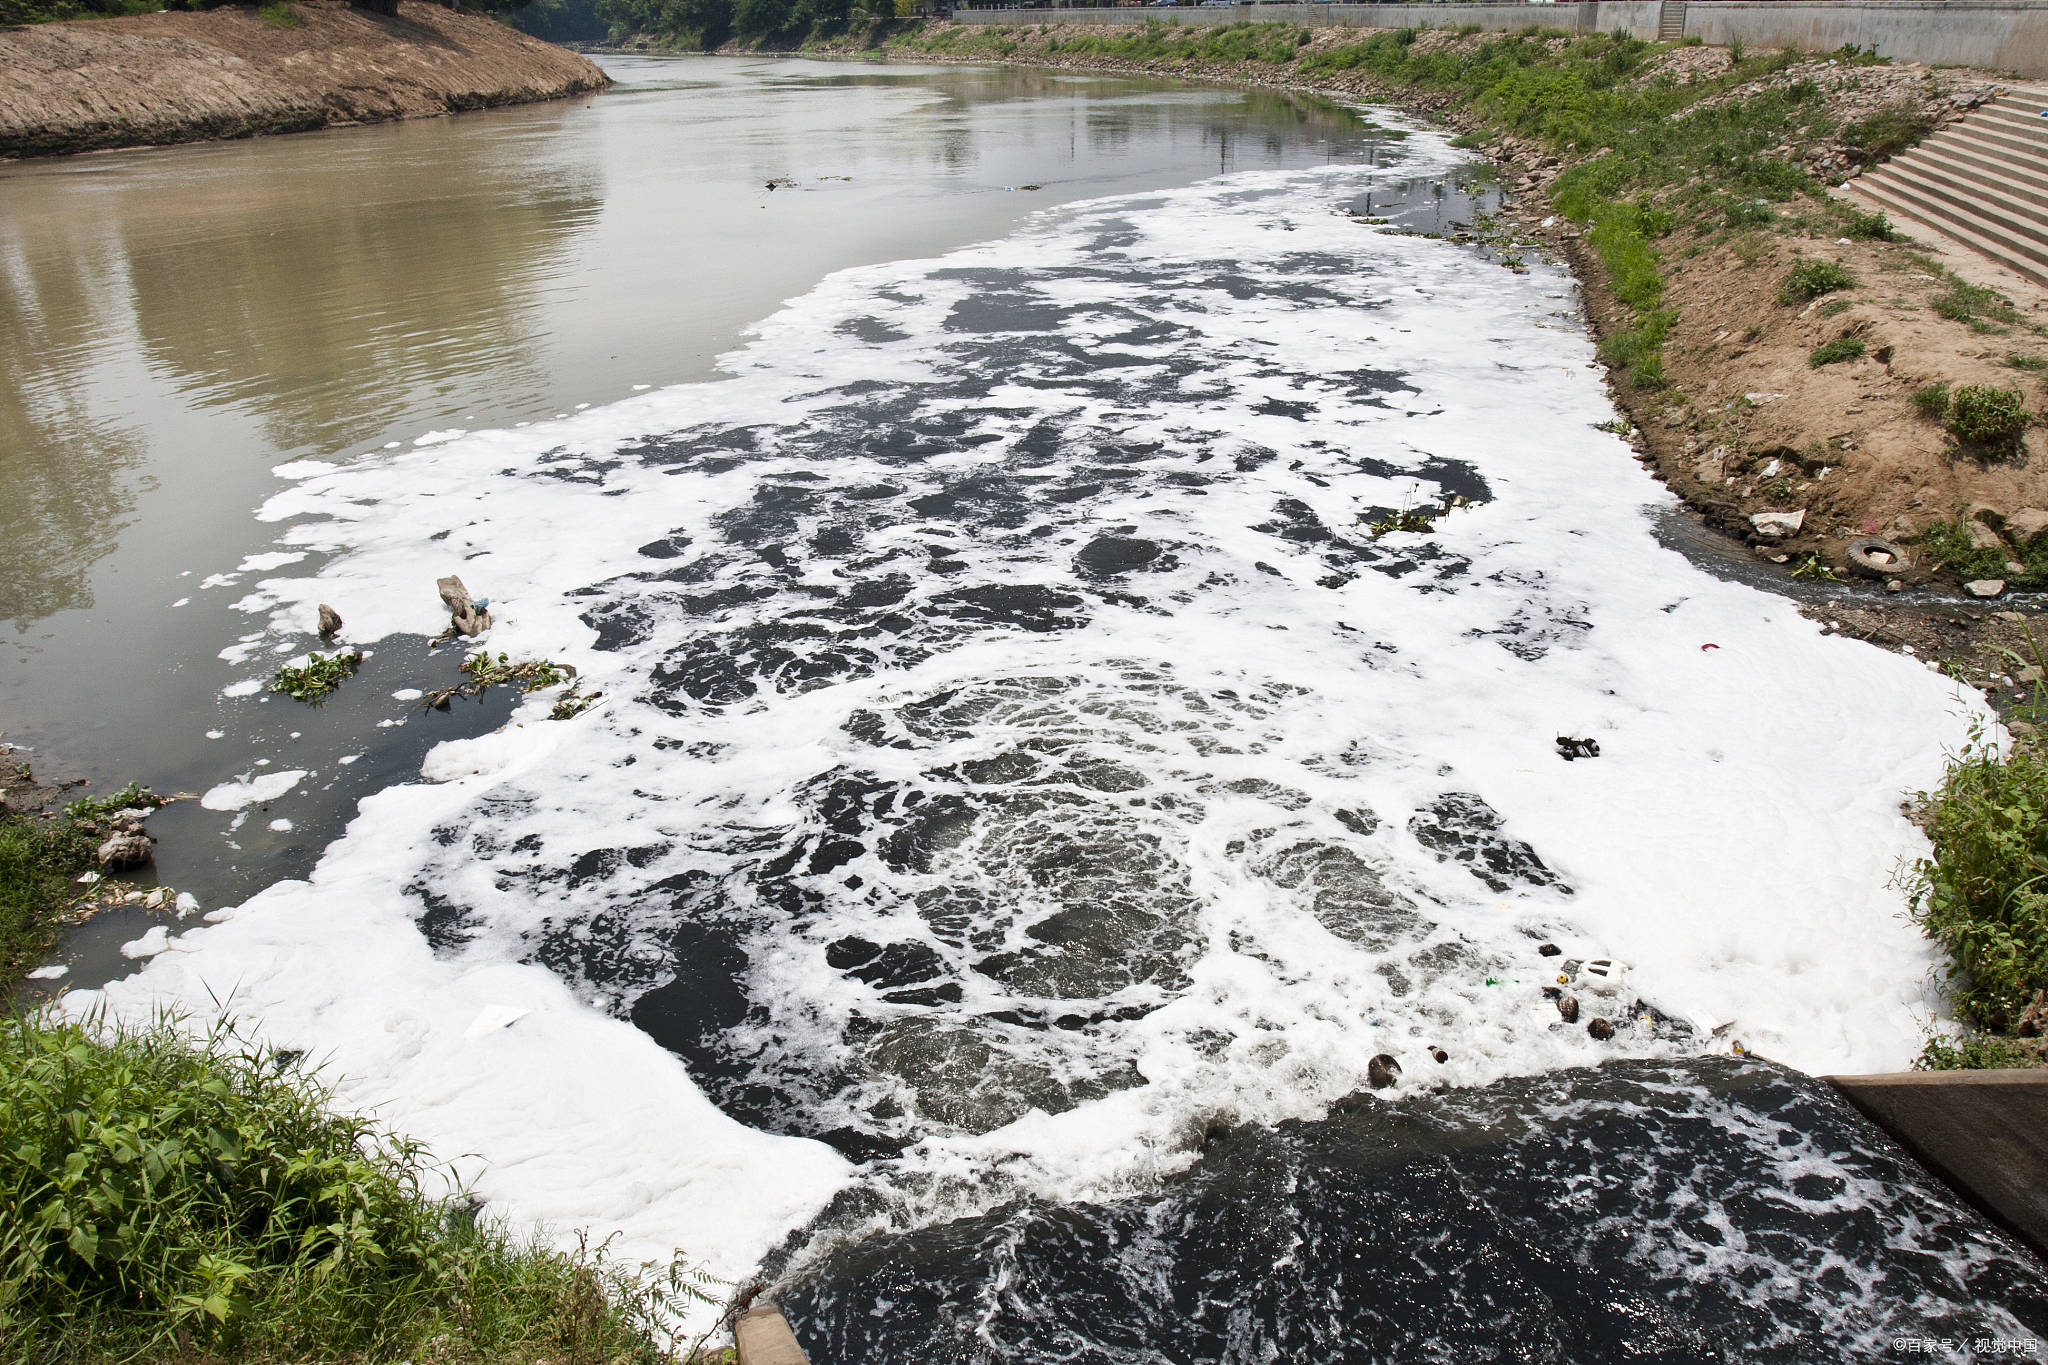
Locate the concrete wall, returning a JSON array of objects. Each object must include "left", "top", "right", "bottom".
[
  {"left": 956, "top": 3, "right": 1661, "bottom": 39},
  {"left": 953, "top": 1, "right": 2048, "bottom": 77},
  {"left": 1685, "top": 4, "right": 2048, "bottom": 77}
]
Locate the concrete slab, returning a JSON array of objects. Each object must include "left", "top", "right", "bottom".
[
  {"left": 1826, "top": 1068, "right": 2048, "bottom": 1261},
  {"left": 735, "top": 1302, "right": 811, "bottom": 1365}
]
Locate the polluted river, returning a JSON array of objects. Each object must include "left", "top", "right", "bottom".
[{"left": 4, "top": 54, "right": 2044, "bottom": 1360}]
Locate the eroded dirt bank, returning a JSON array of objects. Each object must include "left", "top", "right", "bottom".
[{"left": 0, "top": 0, "right": 608, "bottom": 158}]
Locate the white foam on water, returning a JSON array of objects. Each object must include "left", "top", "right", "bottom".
[
  {"left": 201, "top": 769, "right": 306, "bottom": 811},
  {"left": 120, "top": 926, "right": 171, "bottom": 959},
  {"left": 92, "top": 130, "right": 1988, "bottom": 1322}
]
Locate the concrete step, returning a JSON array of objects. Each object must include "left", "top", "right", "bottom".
[
  {"left": 1849, "top": 174, "right": 2048, "bottom": 288},
  {"left": 1972, "top": 104, "right": 2048, "bottom": 146},
  {"left": 1895, "top": 139, "right": 2048, "bottom": 208},
  {"left": 1925, "top": 120, "right": 2048, "bottom": 168},
  {"left": 1883, "top": 148, "right": 2048, "bottom": 225},
  {"left": 1858, "top": 165, "right": 2048, "bottom": 266},
  {"left": 1863, "top": 157, "right": 2048, "bottom": 257}
]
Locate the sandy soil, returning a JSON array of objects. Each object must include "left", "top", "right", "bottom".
[{"left": 0, "top": 0, "right": 609, "bottom": 157}]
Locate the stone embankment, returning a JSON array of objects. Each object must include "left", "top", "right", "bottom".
[{"left": 0, "top": 0, "right": 609, "bottom": 159}]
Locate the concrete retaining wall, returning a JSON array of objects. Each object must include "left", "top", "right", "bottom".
[{"left": 954, "top": 1, "right": 2048, "bottom": 77}]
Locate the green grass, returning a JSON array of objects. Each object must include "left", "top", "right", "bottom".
[
  {"left": 1946, "top": 383, "right": 2031, "bottom": 448},
  {"left": 1934, "top": 278, "right": 2025, "bottom": 330},
  {"left": 1777, "top": 259, "right": 1855, "bottom": 304},
  {"left": 1912, "top": 381, "right": 1951, "bottom": 420},
  {"left": 2006, "top": 353, "right": 2048, "bottom": 373},
  {"left": 1807, "top": 336, "right": 1865, "bottom": 367},
  {"left": 0, "top": 1011, "right": 721, "bottom": 1362},
  {"left": 1916, "top": 1032, "right": 2046, "bottom": 1071},
  {"left": 1839, "top": 102, "right": 1933, "bottom": 164},
  {"left": 1917, "top": 516, "right": 2012, "bottom": 582},
  {"left": 270, "top": 651, "right": 363, "bottom": 702},
  {"left": 1838, "top": 208, "right": 1900, "bottom": 241},
  {"left": 0, "top": 823, "right": 80, "bottom": 989},
  {"left": 257, "top": 0, "right": 297, "bottom": 26}
]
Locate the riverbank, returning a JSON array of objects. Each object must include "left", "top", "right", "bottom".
[
  {"left": 0, "top": 0, "right": 608, "bottom": 159},
  {"left": 789, "top": 23, "right": 2047, "bottom": 602}
]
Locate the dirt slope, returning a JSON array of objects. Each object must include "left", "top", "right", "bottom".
[{"left": 0, "top": 0, "right": 609, "bottom": 158}]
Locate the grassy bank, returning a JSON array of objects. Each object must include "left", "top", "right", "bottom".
[
  {"left": 0, "top": 1010, "right": 723, "bottom": 1362},
  {"left": 0, "top": 784, "right": 158, "bottom": 990}
]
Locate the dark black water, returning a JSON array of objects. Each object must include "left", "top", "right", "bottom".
[{"left": 776, "top": 1058, "right": 2047, "bottom": 1362}]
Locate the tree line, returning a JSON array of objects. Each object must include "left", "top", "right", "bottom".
[{"left": 576, "top": 0, "right": 898, "bottom": 48}]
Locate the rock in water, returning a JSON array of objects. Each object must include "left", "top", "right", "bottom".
[
  {"left": 1557, "top": 995, "right": 1580, "bottom": 1024},
  {"left": 1588, "top": 1017, "right": 1616, "bottom": 1041},
  {"left": 1537, "top": 943, "right": 1561, "bottom": 957},
  {"left": 1367, "top": 1054, "right": 1402, "bottom": 1089},
  {"left": 317, "top": 603, "right": 343, "bottom": 637},
  {"left": 1966, "top": 579, "right": 2007, "bottom": 599},
  {"left": 96, "top": 833, "right": 153, "bottom": 869}
]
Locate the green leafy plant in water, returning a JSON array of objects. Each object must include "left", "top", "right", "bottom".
[
  {"left": 1789, "top": 553, "right": 1839, "bottom": 582},
  {"left": 550, "top": 691, "right": 603, "bottom": 721},
  {"left": 424, "top": 653, "right": 578, "bottom": 710},
  {"left": 1362, "top": 494, "right": 1468, "bottom": 539},
  {"left": 1593, "top": 417, "right": 1632, "bottom": 435},
  {"left": 269, "top": 651, "right": 363, "bottom": 702},
  {"left": 1777, "top": 259, "right": 1855, "bottom": 304},
  {"left": 64, "top": 783, "right": 163, "bottom": 825},
  {"left": 462, "top": 651, "right": 571, "bottom": 692},
  {"left": 1945, "top": 383, "right": 2031, "bottom": 449},
  {"left": 1808, "top": 336, "right": 1866, "bottom": 367}
]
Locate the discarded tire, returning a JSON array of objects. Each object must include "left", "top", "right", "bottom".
[{"left": 1846, "top": 536, "right": 1909, "bottom": 579}]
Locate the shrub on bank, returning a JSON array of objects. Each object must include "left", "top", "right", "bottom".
[
  {"left": 1907, "top": 723, "right": 2048, "bottom": 1067},
  {"left": 1776, "top": 259, "right": 1855, "bottom": 304},
  {"left": 0, "top": 1012, "right": 719, "bottom": 1362},
  {"left": 1945, "top": 383, "right": 2031, "bottom": 449}
]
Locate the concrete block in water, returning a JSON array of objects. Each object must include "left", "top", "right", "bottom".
[
  {"left": 736, "top": 1303, "right": 811, "bottom": 1365},
  {"left": 1826, "top": 1068, "right": 2048, "bottom": 1259}
]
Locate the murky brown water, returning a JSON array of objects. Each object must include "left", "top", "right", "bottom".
[{"left": 0, "top": 52, "right": 1391, "bottom": 960}]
